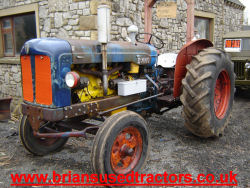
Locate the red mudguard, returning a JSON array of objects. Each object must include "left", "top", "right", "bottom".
[{"left": 173, "top": 39, "right": 213, "bottom": 98}]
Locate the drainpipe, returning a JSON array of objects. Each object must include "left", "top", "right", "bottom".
[{"left": 185, "top": 0, "right": 195, "bottom": 42}]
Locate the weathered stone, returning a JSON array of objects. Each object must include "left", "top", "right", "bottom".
[
  {"left": 159, "top": 19, "right": 168, "bottom": 28},
  {"left": 73, "top": 26, "right": 79, "bottom": 30},
  {"left": 39, "top": 6, "right": 48, "bottom": 18},
  {"left": 63, "top": 12, "right": 71, "bottom": 19},
  {"left": 116, "top": 18, "right": 132, "bottom": 26},
  {"left": 79, "top": 2, "right": 87, "bottom": 9},
  {"left": 11, "top": 66, "right": 18, "bottom": 73},
  {"left": 40, "top": 31, "right": 47, "bottom": 37},
  {"left": 90, "top": 0, "right": 112, "bottom": 15},
  {"left": 44, "top": 18, "right": 51, "bottom": 32},
  {"left": 121, "top": 27, "right": 127, "bottom": 38},
  {"left": 13, "top": 73, "right": 21, "bottom": 83},
  {"left": 112, "top": 2, "right": 120, "bottom": 12},
  {"left": 16, "top": 84, "right": 22, "bottom": 97},
  {"left": 85, "top": 31, "right": 91, "bottom": 37},
  {"left": 4, "top": 72, "right": 9, "bottom": 84},
  {"left": 56, "top": 28, "right": 69, "bottom": 38},
  {"left": 79, "top": 16, "right": 97, "bottom": 30},
  {"left": 48, "top": 0, "right": 68, "bottom": 12},
  {"left": 54, "top": 12, "right": 63, "bottom": 28},
  {"left": 91, "top": 31, "right": 98, "bottom": 40},
  {"left": 64, "top": 25, "right": 72, "bottom": 31},
  {"left": 75, "top": 31, "right": 85, "bottom": 37},
  {"left": 70, "top": 3, "right": 78, "bottom": 10},
  {"left": 77, "top": 10, "right": 83, "bottom": 15},
  {"left": 68, "top": 19, "right": 79, "bottom": 26},
  {"left": 82, "top": 8, "right": 90, "bottom": 16}
]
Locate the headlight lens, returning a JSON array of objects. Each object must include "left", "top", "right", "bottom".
[{"left": 65, "top": 71, "right": 80, "bottom": 88}]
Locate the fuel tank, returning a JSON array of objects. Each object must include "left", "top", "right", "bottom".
[{"left": 21, "top": 38, "right": 157, "bottom": 66}]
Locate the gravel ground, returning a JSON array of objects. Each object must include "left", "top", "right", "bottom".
[{"left": 0, "top": 92, "right": 249, "bottom": 188}]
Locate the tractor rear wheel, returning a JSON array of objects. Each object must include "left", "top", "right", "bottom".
[
  {"left": 91, "top": 111, "right": 149, "bottom": 183},
  {"left": 180, "top": 48, "right": 235, "bottom": 137}
]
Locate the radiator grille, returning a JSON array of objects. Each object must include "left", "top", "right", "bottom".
[
  {"left": 234, "top": 62, "right": 245, "bottom": 80},
  {"left": 21, "top": 56, "right": 33, "bottom": 102},
  {"left": 21, "top": 55, "right": 52, "bottom": 105},
  {"left": 35, "top": 55, "right": 52, "bottom": 105}
]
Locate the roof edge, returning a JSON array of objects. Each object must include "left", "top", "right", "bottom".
[{"left": 224, "top": 0, "right": 245, "bottom": 10}]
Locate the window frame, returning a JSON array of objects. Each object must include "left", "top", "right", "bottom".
[
  {"left": 194, "top": 11, "right": 215, "bottom": 42},
  {"left": 1, "top": 17, "right": 15, "bottom": 56},
  {"left": 0, "top": 3, "right": 40, "bottom": 58}
]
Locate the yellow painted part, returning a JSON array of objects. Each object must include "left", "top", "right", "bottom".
[
  {"left": 74, "top": 67, "right": 118, "bottom": 103},
  {"left": 128, "top": 62, "right": 139, "bottom": 73},
  {"left": 111, "top": 107, "right": 127, "bottom": 115}
]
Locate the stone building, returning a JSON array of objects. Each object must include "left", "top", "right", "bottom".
[{"left": 0, "top": 0, "right": 245, "bottom": 114}]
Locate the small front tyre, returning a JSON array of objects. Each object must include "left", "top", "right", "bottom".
[
  {"left": 91, "top": 111, "right": 150, "bottom": 182},
  {"left": 19, "top": 115, "right": 71, "bottom": 156}
]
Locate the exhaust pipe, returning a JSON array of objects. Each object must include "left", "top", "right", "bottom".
[{"left": 97, "top": 4, "right": 110, "bottom": 96}]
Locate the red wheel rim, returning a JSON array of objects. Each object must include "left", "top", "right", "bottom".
[
  {"left": 214, "top": 70, "right": 231, "bottom": 119},
  {"left": 110, "top": 126, "right": 143, "bottom": 174}
]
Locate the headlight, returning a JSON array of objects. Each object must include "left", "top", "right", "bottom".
[{"left": 65, "top": 71, "right": 80, "bottom": 88}]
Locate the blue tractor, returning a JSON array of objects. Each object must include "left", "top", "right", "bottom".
[{"left": 19, "top": 21, "right": 234, "bottom": 182}]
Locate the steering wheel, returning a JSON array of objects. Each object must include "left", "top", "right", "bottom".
[{"left": 135, "top": 33, "right": 164, "bottom": 49}]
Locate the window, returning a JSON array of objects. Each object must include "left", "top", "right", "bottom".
[
  {"left": 194, "top": 11, "right": 215, "bottom": 42},
  {"left": 0, "top": 13, "right": 36, "bottom": 56},
  {"left": 195, "top": 17, "right": 210, "bottom": 39}
]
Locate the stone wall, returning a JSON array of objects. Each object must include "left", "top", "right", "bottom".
[
  {"left": 195, "top": 0, "right": 244, "bottom": 48},
  {"left": 0, "top": 0, "right": 244, "bottom": 48},
  {"left": 0, "top": 63, "right": 22, "bottom": 114},
  {"left": 0, "top": 0, "right": 245, "bottom": 117},
  {"left": 110, "top": 0, "right": 145, "bottom": 41},
  {"left": 151, "top": 0, "right": 187, "bottom": 53}
]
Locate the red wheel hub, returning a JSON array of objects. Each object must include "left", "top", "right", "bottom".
[
  {"left": 110, "top": 126, "right": 143, "bottom": 174},
  {"left": 214, "top": 70, "right": 231, "bottom": 119}
]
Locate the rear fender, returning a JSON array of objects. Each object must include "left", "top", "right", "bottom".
[{"left": 173, "top": 39, "right": 213, "bottom": 98}]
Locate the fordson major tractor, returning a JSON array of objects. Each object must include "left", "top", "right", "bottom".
[{"left": 19, "top": 5, "right": 234, "bottom": 182}]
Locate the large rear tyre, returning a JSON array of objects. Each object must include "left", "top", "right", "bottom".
[
  {"left": 91, "top": 111, "right": 149, "bottom": 183},
  {"left": 19, "top": 115, "right": 71, "bottom": 156},
  {"left": 180, "top": 48, "right": 235, "bottom": 137}
]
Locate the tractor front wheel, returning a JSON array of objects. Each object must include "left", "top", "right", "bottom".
[
  {"left": 180, "top": 48, "right": 235, "bottom": 137},
  {"left": 19, "top": 115, "right": 71, "bottom": 156},
  {"left": 91, "top": 111, "right": 149, "bottom": 182}
]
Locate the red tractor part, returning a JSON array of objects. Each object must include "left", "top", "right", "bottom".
[
  {"left": 173, "top": 39, "right": 213, "bottom": 98},
  {"left": 214, "top": 70, "right": 231, "bottom": 119}
]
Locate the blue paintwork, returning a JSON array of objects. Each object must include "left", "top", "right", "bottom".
[
  {"left": 147, "top": 44, "right": 158, "bottom": 67},
  {"left": 21, "top": 38, "right": 72, "bottom": 108},
  {"left": 20, "top": 38, "right": 158, "bottom": 108},
  {"left": 67, "top": 39, "right": 158, "bottom": 66}
]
